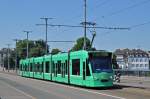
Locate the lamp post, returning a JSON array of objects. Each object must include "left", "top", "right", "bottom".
[
  {"left": 13, "top": 39, "right": 19, "bottom": 72},
  {"left": 23, "top": 31, "right": 32, "bottom": 58},
  {"left": 6, "top": 44, "right": 10, "bottom": 72},
  {"left": 38, "top": 17, "right": 53, "bottom": 55},
  {"left": 83, "top": 0, "right": 87, "bottom": 50}
]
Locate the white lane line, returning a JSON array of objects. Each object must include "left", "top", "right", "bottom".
[
  {"left": 0, "top": 81, "right": 36, "bottom": 99},
  {"left": 48, "top": 82, "right": 126, "bottom": 99},
  {"left": 1, "top": 73, "right": 125, "bottom": 99}
]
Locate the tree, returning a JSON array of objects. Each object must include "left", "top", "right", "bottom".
[
  {"left": 3, "top": 48, "right": 15, "bottom": 69},
  {"left": 51, "top": 48, "right": 61, "bottom": 55},
  {"left": 71, "top": 37, "right": 91, "bottom": 51},
  {"left": 17, "top": 39, "right": 48, "bottom": 59},
  {"left": 29, "top": 40, "right": 46, "bottom": 57}
]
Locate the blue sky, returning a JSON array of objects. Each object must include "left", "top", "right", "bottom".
[{"left": 0, "top": 0, "right": 150, "bottom": 52}]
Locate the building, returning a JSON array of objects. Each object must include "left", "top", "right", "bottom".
[
  {"left": 114, "top": 49, "right": 149, "bottom": 70},
  {"left": 116, "top": 54, "right": 127, "bottom": 69},
  {"left": 0, "top": 48, "right": 8, "bottom": 69}
]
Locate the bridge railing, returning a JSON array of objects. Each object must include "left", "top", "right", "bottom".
[{"left": 113, "top": 69, "right": 150, "bottom": 77}]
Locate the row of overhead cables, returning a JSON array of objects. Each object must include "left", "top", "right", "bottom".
[
  {"left": 67, "top": 0, "right": 110, "bottom": 25},
  {"left": 95, "top": 20, "right": 150, "bottom": 38},
  {"left": 93, "top": 0, "right": 111, "bottom": 9},
  {"left": 47, "top": 41, "right": 75, "bottom": 43},
  {"left": 42, "top": 24, "right": 130, "bottom": 30},
  {"left": 90, "top": 0, "right": 111, "bottom": 25},
  {"left": 102, "top": 0, "right": 150, "bottom": 18}
]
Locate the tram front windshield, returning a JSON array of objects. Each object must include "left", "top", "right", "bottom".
[{"left": 89, "top": 53, "right": 112, "bottom": 73}]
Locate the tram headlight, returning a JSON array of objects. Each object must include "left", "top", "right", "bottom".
[{"left": 109, "top": 76, "right": 113, "bottom": 80}]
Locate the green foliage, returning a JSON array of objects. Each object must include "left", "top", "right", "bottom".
[
  {"left": 3, "top": 49, "right": 15, "bottom": 69},
  {"left": 71, "top": 37, "right": 91, "bottom": 51},
  {"left": 17, "top": 39, "right": 48, "bottom": 59},
  {"left": 51, "top": 48, "right": 61, "bottom": 55}
]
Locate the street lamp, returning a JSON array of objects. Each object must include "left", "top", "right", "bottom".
[
  {"left": 23, "top": 31, "right": 32, "bottom": 58},
  {"left": 6, "top": 44, "right": 10, "bottom": 72},
  {"left": 13, "top": 39, "right": 19, "bottom": 72},
  {"left": 37, "top": 17, "right": 54, "bottom": 55}
]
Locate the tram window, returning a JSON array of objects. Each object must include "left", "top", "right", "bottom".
[
  {"left": 55, "top": 63, "right": 58, "bottom": 76},
  {"left": 72, "top": 59, "right": 80, "bottom": 75},
  {"left": 34, "top": 64, "right": 36, "bottom": 72},
  {"left": 52, "top": 62, "right": 55, "bottom": 73},
  {"left": 30, "top": 63, "right": 32, "bottom": 72},
  {"left": 63, "top": 63, "right": 65, "bottom": 77},
  {"left": 41, "top": 62, "right": 44, "bottom": 72},
  {"left": 27, "top": 64, "right": 29, "bottom": 71},
  {"left": 37, "top": 63, "right": 40, "bottom": 72},
  {"left": 23, "top": 65, "right": 25, "bottom": 71},
  {"left": 24, "top": 64, "right": 26, "bottom": 71},
  {"left": 45, "top": 61, "right": 49, "bottom": 73},
  {"left": 23, "top": 65, "right": 24, "bottom": 71},
  {"left": 61, "top": 63, "right": 63, "bottom": 77},
  {"left": 32, "top": 63, "right": 34, "bottom": 72},
  {"left": 65, "top": 60, "right": 68, "bottom": 74},
  {"left": 25, "top": 64, "right": 27, "bottom": 71},
  {"left": 58, "top": 61, "right": 61, "bottom": 74},
  {"left": 86, "top": 59, "right": 90, "bottom": 76},
  {"left": 26, "top": 64, "right": 28, "bottom": 71}
]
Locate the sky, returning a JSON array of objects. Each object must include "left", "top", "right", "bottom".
[{"left": 0, "top": 0, "right": 150, "bottom": 52}]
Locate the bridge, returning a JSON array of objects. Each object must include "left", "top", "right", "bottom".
[{"left": 0, "top": 69, "right": 150, "bottom": 99}]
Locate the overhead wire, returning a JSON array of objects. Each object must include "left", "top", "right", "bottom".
[
  {"left": 130, "top": 21, "right": 150, "bottom": 29},
  {"left": 95, "top": 0, "right": 111, "bottom": 8},
  {"left": 102, "top": 0, "right": 150, "bottom": 18}
]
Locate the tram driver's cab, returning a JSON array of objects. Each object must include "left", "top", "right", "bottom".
[{"left": 87, "top": 51, "right": 113, "bottom": 87}]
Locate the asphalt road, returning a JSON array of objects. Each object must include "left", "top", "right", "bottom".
[{"left": 0, "top": 72, "right": 150, "bottom": 99}]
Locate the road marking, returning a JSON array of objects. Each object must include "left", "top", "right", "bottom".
[
  {"left": 1, "top": 72, "right": 125, "bottom": 99},
  {"left": 0, "top": 81, "right": 36, "bottom": 99},
  {"left": 48, "top": 82, "right": 126, "bottom": 99}
]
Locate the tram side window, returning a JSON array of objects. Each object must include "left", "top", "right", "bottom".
[
  {"left": 37, "top": 63, "right": 40, "bottom": 72},
  {"left": 22, "top": 65, "right": 24, "bottom": 71},
  {"left": 30, "top": 63, "right": 32, "bottom": 72},
  {"left": 45, "top": 61, "right": 49, "bottom": 73},
  {"left": 55, "top": 63, "right": 58, "bottom": 76},
  {"left": 86, "top": 59, "right": 90, "bottom": 76},
  {"left": 24, "top": 64, "right": 26, "bottom": 71},
  {"left": 34, "top": 64, "right": 36, "bottom": 72},
  {"left": 27, "top": 64, "right": 29, "bottom": 71},
  {"left": 41, "top": 62, "right": 44, "bottom": 73},
  {"left": 65, "top": 60, "right": 68, "bottom": 75},
  {"left": 58, "top": 61, "right": 61, "bottom": 74},
  {"left": 52, "top": 62, "right": 55, "bottom": 73},
  {"left": 24, "top": 64, "right": 27, "bottom": 71},
  {"left": 72, "top": 59, "right": 80, "bottom": 75}
]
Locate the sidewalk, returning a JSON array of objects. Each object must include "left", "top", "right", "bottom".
[
  {"left": 0, "top": 68, "right": 17, "bottom": 76},
  {"left": 115, "top": 76, "right": 150, "bottom": 89}
]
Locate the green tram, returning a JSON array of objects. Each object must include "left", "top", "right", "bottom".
[{"left": 18, "top": 50, "right": 114, "bottom": 87}]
